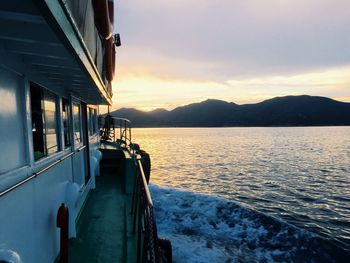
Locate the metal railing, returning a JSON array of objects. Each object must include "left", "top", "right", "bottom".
[
  {"left": 116, "top": 117, "right": 132, "bottom": 147},
  {"left": 0, "top": 145, "right": 86, "bottom": 198},
  {"left": 131, "top": 155, "right": 160, "bottom": 263},
  {"left": 100, "top": 116, "right": 132, "bottom": 147}
]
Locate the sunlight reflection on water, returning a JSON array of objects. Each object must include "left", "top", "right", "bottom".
[{"left": 132, "top": 127, "right": 350, "bottom": 250}]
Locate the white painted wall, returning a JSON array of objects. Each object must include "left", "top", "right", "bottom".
[
  {"left": 0, "top": 156, "right": 74, "bottom": 262},
  {"left": 72, "top": 150, "right": 86, "bottom": 187},
  {"left": 0, "top": 64, "right": 100, "bottom": 262}
]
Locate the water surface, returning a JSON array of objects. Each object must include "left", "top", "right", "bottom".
[{"left": 132, "top": 127, "right": 350, "bottom": 262}]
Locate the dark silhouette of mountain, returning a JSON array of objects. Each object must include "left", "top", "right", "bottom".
[{"left": 108, "top": 95, "right": 350, "bottom": 127}]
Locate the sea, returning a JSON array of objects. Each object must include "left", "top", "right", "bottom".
[{"left": 132, "top": 127, "right": 350, "bottom": 263}]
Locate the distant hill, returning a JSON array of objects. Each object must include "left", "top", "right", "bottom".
[{"left": 107, "top": 95, "right": 350, "bottom": 127}]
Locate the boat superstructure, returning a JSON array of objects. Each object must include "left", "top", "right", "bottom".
[{"left": 0, "top": 1, "right": 170, "bottom": 262}]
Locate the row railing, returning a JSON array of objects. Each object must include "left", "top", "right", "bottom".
[
  {"left": 0, "top": 146, "right": 86, "bottom": 198},
  {"left": 131, "top": 155, "right": 160, "bottom": 263},
  {"left": 100, "top": 116, "right": 133, "bottom": 151},
  {"left": 117, "top": 117, "right": 132, "bottom": 147}
]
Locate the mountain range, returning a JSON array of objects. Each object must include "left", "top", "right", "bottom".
[{"left": 107, "top": 95, "right": 350, "bottom": 127}]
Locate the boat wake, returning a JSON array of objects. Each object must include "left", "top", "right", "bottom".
[{"left": 150, "top": 184, "right": 348, "bottom": 263}]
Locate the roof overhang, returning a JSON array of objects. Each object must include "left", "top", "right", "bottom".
[{"left": 0, "top": 1, "right": 112, "bottom": 105}]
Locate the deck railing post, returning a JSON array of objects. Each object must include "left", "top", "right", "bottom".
[
  {"left": 120, "top": 119, "right": 122, "bottom": 140},
  {"left": 124, "top": 120, "right": 127, "bottom": 142}
]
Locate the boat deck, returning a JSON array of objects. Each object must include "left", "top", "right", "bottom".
[{"left": 68, "top": 146, "right": 137, "bottom": 262}]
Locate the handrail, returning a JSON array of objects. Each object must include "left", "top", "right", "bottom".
[
  {"left": 0, "top": 149, "right": 81, "bottom": 198},
  {"left": 136, "top": 157, "right": 153, "bottom": 207},
  {"left": 131, "top": 154, "right": 159, "bottom": 263},
  {"left": 100, "top": 115, "right": 133, "bottom": 153},
  {"left": 113, "top": 117, "right": 132, "bottom": 146},
  {"left": 77, "top": 145, "right": 87, "bottom": 152},
  {"left": 113, "top": 117, "right": 131, "bottom": 123}
]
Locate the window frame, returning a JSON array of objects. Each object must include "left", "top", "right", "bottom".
[
  {"left": 30, "top": 84, "right": 60, "bottom": 161},
  {"left": 93, "top": 109, "right": 98, "bottom": 134},
  {"left": 61, "top": 97, "right": 72, "bottom": 149},
  {"left": 43, "top": 91, "right": 59, "bottom": 155},
  {"left": 87, "top": 106, "right": 99, "bottom": 136},
  {"left": 72, "top": 101, "right": 83, "bottom": 148}
]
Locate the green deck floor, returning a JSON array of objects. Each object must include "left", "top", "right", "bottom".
[{"left": 68, "top": 171, "right": 130, "bottom": 262}]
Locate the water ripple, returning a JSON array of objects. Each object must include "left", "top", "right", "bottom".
[{"left": 133, "top": 127, "right": 350, "bottom": 254}]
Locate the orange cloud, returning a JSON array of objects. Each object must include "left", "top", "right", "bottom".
[{"left": 111, "top": 66, "right": 350, "bottom": 111}]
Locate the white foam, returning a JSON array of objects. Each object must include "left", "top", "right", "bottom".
[{"left": 150, "top": 184, "right": 317, "bottom": 262}]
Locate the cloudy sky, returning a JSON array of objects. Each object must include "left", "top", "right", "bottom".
[{"left": 111, "top": 0, "right": 350, "bottom": 111}]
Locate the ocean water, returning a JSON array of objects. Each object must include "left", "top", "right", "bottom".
[{"left": 132, "top": 127, "right": 350, "bottom": 262}]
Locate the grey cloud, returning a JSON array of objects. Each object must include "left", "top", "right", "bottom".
[{"left": 117, "top": 0, "right": 350, "bottom": 80}]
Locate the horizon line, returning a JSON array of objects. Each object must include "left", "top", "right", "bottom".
[{"left": 110, "top": 94, "right": 350, "bottom": 113}]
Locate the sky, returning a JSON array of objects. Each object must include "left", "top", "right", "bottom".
[{"left": 111, "top": 0, "right": 350, "bottom": 111}]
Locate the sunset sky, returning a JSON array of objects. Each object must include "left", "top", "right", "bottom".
[{"left": 111, "top": 0, "right": 350, "bottom": 111}]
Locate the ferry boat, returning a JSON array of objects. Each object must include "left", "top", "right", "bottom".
[{"left": 0, "top": 1, "right": 171, "bottom": 262}]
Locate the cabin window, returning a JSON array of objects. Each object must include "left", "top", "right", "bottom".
[
  {"left": 88, "top": 107, "right": 97, "bottom": 136},
  {"left": 73, "top": 103, "right": 82, "bottom": 145},
  {"left": 93, "top": 109, "right": 98, "bottom": 133},
  {"left": 87, "top": 107, "right": 98, "bottom": 136},
  {"left": 30, "top": 85, "right": 59, "bottom": 160},
  {"left": 88, "top": 108, "right": 92, "bottom": 136},
  {"left": 62, "top": 98, "right": 71, "bottom": 147}
]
